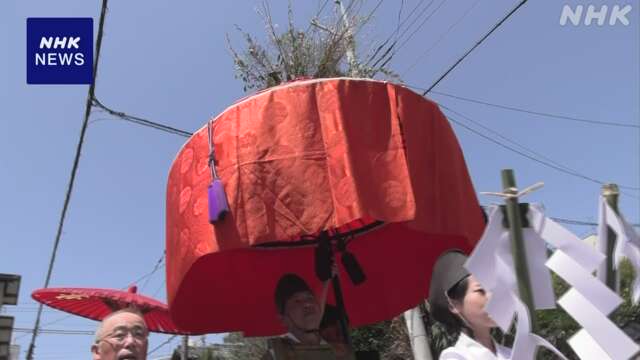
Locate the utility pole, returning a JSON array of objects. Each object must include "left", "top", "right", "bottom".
[
  {"left": 335, "top": 0, "right": 359, "bottom": 76},
  {"left": 403, "top": 306, "right": 433, "bottom": 360},
  {"left": 182, "top": 335, "right": 188, "bottom": 360}
]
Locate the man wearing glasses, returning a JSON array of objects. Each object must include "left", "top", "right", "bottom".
[{"left": 91, "top": 308, "right": 149, "bottom": 360}]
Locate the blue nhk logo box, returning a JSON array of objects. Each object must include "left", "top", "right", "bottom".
[{"left": 27, "top": 18, "right": 93, "bottom": 84}]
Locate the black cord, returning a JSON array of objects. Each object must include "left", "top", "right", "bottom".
[
  {"left": 422, "top": 0, "right": 529, "bottom": 95},
  {"left": 26, "top": 1, "right": 109, "bottom": 359},
  {"left": 92, "top": 97, "right": 192, "bottom": 137},
  {"left": 432, "top": 90, "right": 639, "bottom": 129}
]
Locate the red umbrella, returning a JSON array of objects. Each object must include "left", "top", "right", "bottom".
[
  {"left": 166, "top": 78, "right": 485, "bottom": 336},
  {"left": 32, "top": 286, "right": 194, "bottom": 334}
]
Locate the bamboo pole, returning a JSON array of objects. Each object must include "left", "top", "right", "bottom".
[{"left": 501, "top": 169, "right": 537, "bottom": 331}]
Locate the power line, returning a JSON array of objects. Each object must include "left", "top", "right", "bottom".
[
  {"left": 477, "top": 208, "right": 640, "bottom": 228},
  {"left": 352, "top": 0, "right": 384, "bottom": 38},
  {"left": 422, "top": 0, "right": 529, "bottom": 95},
  {"left": 306, "top": 0, "right": 331, "bottom": 33},
  {"left": 92, "top": 98, "right": 192, "bottom": 137},
  {"left": 138, "top": 252, "right": 166, "bottom": 292},
  {"left": 17, "top": 252, "right": 169, "bottom": 343},
  {"left": 402, "top": 0, "right": 482, "bottom": 75},
  {"left": 439, "top": 104, "right": 639, "bottom": 192},
  {"left": 393, "top": 0, "right": 447, "bottom": 57},
  {"left": 26, "top": 1, "right": 109, "bottom": 359},
  {"left": 15, "top": 328, "right": 94, "bottom": 336},
  {"left": 14, "top": 315, "right": 76, "bottom": 342},
  {"left": 552, "top": 217, "right": 639, "bottom": 228},
  {"left": 365, "top": 0, "right": 433, "bottom": 68},
  {"left": 440, "top": 104, "right": 590, "bottom": 176},
  {"left": 431, "top": 91, "right": 640, "bottom": 129},
  {"left": 370, "top": 0, "right": 448, "bottom": 74},
  {"left": 442, "top": 109, "right": 640, "bottom": 193},
  {"left": 396, "top": 0, "right": 405, "bottom": 34},
  {"left": 148, "top": 335, "right": 178, "bottom": 355},
  {"left": 152, "top": 279, "right": 166, "bottom": 298}
]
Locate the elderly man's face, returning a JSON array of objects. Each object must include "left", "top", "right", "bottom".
[
  {"left": 91, "top": 311, "right": 148, "bottom": 360},
  {"left": 282, "top": 291, "right": 321, "bottom": 331}
]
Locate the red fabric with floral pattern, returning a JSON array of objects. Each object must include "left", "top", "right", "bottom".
[{"left": 166, "top": 78, "right": 484, "bottom": 335}]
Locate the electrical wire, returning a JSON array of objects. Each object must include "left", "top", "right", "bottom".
[
  {"left": 402, "top": 0, "right": 482, "bottom": 75},
  {"left": 306, "top": 0, "right": 331, "bottom": 33},
  {"left": 431, "top": 90, "right": 640, "bottom": 129},
  {"left": 133, "top": 251, "right": 166, "bottom": 292},
  {"left": 14, "top": 328, "right": 94, "bottom": 336},
  {"left": 92, "top": 98, "right": 192, "bottom": 137},
  {"left": 393, "top": 0, "right": 447, "bottom": 55},
  {"left": 440, "top": 104, "right": 591, "bottom": 176},
  {"left": 365, "top": 0, "right": 433, "bottom": 67},
  {"left": 422, "top": 0, "right": 529, "bottom": 95},
  {"left": 26, "top": 2, "right": 109, "bottom": 359},
  {"left": 148, "top": 335, "right": 178, "bottom": 355},
  {"left": 442, "top": 110, "right": 640, "bottom": 194}
]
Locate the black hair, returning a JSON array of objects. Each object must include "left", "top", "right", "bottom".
[
  {"left": 443, "top": 276, "right": 472, "bottom": 334},
  {"left": 446, "top": 276, "right": 469, "bottom": 302},
  {"left": 274, "top": 273, "right": 312, "bottom": 315}
]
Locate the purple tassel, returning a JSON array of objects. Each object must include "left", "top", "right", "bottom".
[{"left": 208, "top": 179, "right": 229, "bottom": 223}]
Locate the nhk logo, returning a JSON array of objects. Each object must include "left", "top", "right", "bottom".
[
  {"left": 27, "top": 18, "right": 93, "bottom": 84},
  {"left": 560, "top": 4, "right": 632, "bottom": 26},
  {"left": 36, "top": 37, "right": 85, "bottom": 66}
]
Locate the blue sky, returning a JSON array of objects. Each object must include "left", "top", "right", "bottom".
[{"left": 1, "top": 1, "right": 638, "bottom": 359}]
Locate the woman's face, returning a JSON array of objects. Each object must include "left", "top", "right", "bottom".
[{"left": 451, "top": 275, "right": 497, "bottom": 331}]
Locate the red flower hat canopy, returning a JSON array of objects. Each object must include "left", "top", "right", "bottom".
[{"left": 166, "top": 78, "right": 485, "bottom": 335}]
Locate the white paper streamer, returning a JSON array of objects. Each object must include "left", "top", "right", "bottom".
[
  {"left": 533, "top": 205, "right": 640, "bottom": 360},
  {"left": 597, "top": 197, "right": 640, "bottom": 304},
  {"left": 510, "top": 293, "right": 567, "bottom": 360},
  {"left": 465, "top": 205, "right": 564, "bottom": 360},
  {"left": 467, "top": 203, "right": 639, "bottom": 360},
  {"left": 546, "top": 250, "right": 620, "bottom": 314},
  {"left": 559, "top": 289, "right": 639, "bottom": 360},
  {"left": 568, "top": 330, "right": 612, "bottom": 360},
  {"left": 529, "top": 204, "right": 604, "bottom": 272}
]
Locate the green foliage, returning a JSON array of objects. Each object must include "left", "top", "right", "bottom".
[
  {"left": 227, "top": 1, "right": 399, "bottom": 92},
  {"left": 422, "top": 303, "right": 458, "bottom": 358},
  {"left": 171, "top": 348, "right": 180, "bottom": 360},
  {"left": 534, "top": 272, "right": 580, "bottom": 359},
  {"left": 351, "top": 316, "right": 412, "bottom": 359},
  {"left": 611, "top": 259, "right": 640, "bottom": 327},
  {"left": 535, "top": 259, "right": 639, "bottom": 359},
  {"left": 200, "top": 347, "right": 215, "bottom": 360},
  {"left": 221, "top": 332, "right": 268, "bottom": 360},
  {"left": 352, "top": 320, "right": 394, "bottom": 352}
]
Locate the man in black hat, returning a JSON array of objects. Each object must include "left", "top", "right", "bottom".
[
  {"left": 262, "top": 273, "right": 338, "bottom": 360},
  {"left": 275, "top": 274, "right": 325, "bottom": 344}
]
